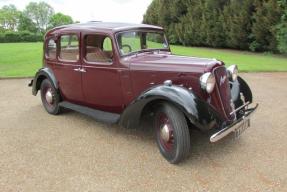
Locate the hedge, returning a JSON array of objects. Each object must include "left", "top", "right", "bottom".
[{"left": 0, "top": 31, "right": 43, "bottom": 43}]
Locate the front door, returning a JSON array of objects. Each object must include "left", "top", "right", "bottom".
[
  {"left": 53, "top": 33, "right": 83, "bottom": 103},
  {"left": 81, "top": 34, "right": 124, "bottom": 113}
]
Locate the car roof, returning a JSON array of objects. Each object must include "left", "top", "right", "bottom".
[{"left": 49, "top": 22, "right": 163, "bottom": 35}]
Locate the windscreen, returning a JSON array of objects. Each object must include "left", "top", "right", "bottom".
[{"left": 117, "top": 31, "right": 169, "bottom": 56}]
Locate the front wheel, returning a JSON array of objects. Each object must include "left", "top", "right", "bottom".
[{"left": 154, "top": 103, "right": 190, "bottom": 164}]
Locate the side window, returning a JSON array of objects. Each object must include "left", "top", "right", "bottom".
[
  {"left": 60, "top": 34, "right": 79, "bottom": 61},
  {"left": 46, "top": 38, "right": 57, "bottom": 59},
  {"left": 103, "top": 37, "right": 112, "bottom": 52},
  {"left": 85, "top": 34, "right": 113, "bottom": 63}
]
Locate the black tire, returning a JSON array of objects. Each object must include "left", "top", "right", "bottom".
[
  {"left": 154, "top": 103, "right": 190, "bottom": 164},
  {"left": 40, "top": 79, "right": 61, "bottom": 115}
]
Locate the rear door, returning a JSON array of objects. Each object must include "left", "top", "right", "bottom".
[{"left": 53, "top": 33, "right": 83, "bottom": 103}]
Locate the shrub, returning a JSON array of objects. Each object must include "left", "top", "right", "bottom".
[
  {"left": 5, "top": 31, "right": 21, "bottom": 42},
  {"left": 0, "top": 31, "right": 43, "bottom": 43}
]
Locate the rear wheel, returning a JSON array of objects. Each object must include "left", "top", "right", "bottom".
[
  {"left": 154, "top": 103, "right": 190, "bottom": 164},
  {"left": 40, "top": 79, "right": 61, "bottom": 115}
]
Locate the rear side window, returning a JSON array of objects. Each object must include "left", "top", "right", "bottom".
[
  {"left": 46, "top": 38, "right": 57, "bottom": 59},
  {"left": 60, "top": 34, "right": 79, "bottom": 61}
]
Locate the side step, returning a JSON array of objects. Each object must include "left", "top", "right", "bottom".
[{"left": 59, "top": 101, "right": 120, "bottom": 124}]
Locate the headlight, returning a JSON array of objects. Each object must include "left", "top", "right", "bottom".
[
  {"left": 227, "top": 65, "right": 238, "bottom": 81},
  {"left": 200, "top": 72, "right": 216, "bottom": 94}
]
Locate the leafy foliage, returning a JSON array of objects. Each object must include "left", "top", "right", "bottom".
[
  {"left": 23, "top": 2, "right": 54, "bottom": 33},
  {"left": 0, "top": 31, "right": 42, "bottom": 43},
  {"left": 250, "top": 0, "right": 282, "bottom": 51},
  {"left": 277, "top": 0, "right": 287, "bottom": 53},
  {"left": 0, "top": 4, "right": 20, "bottom": 31},
  {"left": 48, "top": 13, "right": 73, "bottom": 29},
  {"left": 0, "top": 1, "right": 74, "bottom": 43},
  {"left": 17, "top": 13, "right": 38, "bottom": 33},
  {"left": 143, "top": 0, "right": 286, "bottom": 53}
]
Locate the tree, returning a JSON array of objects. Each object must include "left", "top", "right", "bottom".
[
  {"left": 277, "top": 0, "right": 287, "bottom": 53},
  {"left": 202, "top": 0, "right": 226, "bottom": 47},
  {"left": 250, "top": 0, "right": 282, "bottom": 52},
  {"left": 0, "top": 4, "right": 20, "bottom": 31},
  {"left": 178, "top": 0, "right": 206, "bottom": 46},
  {"left": 48, "top": 13, "right": 73, "bottom": 29},
  {"left": 23, "top": 1, "right": 54, "bottom": 33},
  {"left": 143, "top": 0, "right": 285, "bottom": 52},
  {"left": 17, "top": 13, "right": 38, "bottom": 33},
  {"left": 143, "top": 0, "right": 161, "bottom": 25},
  {"left": 223, "top": 0, "right": 254, "bottom": 49}
]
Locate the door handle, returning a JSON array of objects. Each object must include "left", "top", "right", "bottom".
[
  {"left": 74, "top": 68, "right": 81, "bottom": 72},
  {"left": 74, "top": 68, "right": 86, "bottom": 73},
  {"left": 79, "top": 68, "right": 86, "bottom": 73}
]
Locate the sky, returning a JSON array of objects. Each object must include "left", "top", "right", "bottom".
[{"left": 0, "top": 0, "right": 153, "bottom": 23}]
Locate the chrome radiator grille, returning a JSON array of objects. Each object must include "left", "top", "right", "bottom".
[{"left": 213, "top": 66, "right": 235, "bottom": 120}]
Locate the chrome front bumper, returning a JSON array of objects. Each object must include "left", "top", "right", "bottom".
[{"left": 210, "top": 103, "right": 259, "bottom": 143}]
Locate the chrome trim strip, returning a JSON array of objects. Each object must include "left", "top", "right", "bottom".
[
  {"left": 230, "top": 101, "right": 250, "bottom": 115},
  {"left": 210, "top": 103, "right": 259, "bottom": 143}
]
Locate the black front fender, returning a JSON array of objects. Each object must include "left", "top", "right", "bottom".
[
  {"left": 119, "top": 85, "right": 223, "bottom": 131},
  {"left": 230, "top": 76, "right": 253, "bottom": 103},
  {"left": 31, "top": 67, "right": 58, "bottom": 96}
]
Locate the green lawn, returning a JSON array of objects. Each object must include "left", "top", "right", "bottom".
[
  {"left": 0, "top": 43, "right": 42, "bottom": 77},
  {"left": 0, "top": 42, "right": 287, "bottom": 78},
  {"left": 171, "top": 45, "right": 287, "bottom": 72}
]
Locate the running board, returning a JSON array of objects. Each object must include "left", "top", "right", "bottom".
[{"left": 59, "top": 101, "right": 120, "bottom": 124}]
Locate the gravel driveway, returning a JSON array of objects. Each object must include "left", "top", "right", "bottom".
[{"left": 0, "top": 73, "right": 286, "bottom": 192}]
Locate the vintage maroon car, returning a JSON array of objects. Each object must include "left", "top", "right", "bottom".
[{"left": 29, "top": 22, "right": 258, "bottom": 164}]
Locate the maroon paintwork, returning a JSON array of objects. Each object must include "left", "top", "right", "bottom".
[{"left": 43, "top": 22, "right": 229, "bottom": 120}]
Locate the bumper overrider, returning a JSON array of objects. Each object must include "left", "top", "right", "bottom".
[{"left": 210, "top": 103, "right": 259, "bottom": 142}]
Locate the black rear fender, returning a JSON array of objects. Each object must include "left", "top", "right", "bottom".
[{"left": 31, "top": 68, "right": 58, "bottom": 96}]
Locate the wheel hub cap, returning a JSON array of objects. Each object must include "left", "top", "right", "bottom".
[
  {"left": 45, "top": 89, "right": 53, "bottom": 104},
  {"left": 160, "top": 124, "right": 171, "bottom": 143}
]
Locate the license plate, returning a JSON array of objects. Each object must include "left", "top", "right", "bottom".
[{"left": 234, "top": 118, "right": 250, "bottom": 139}]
